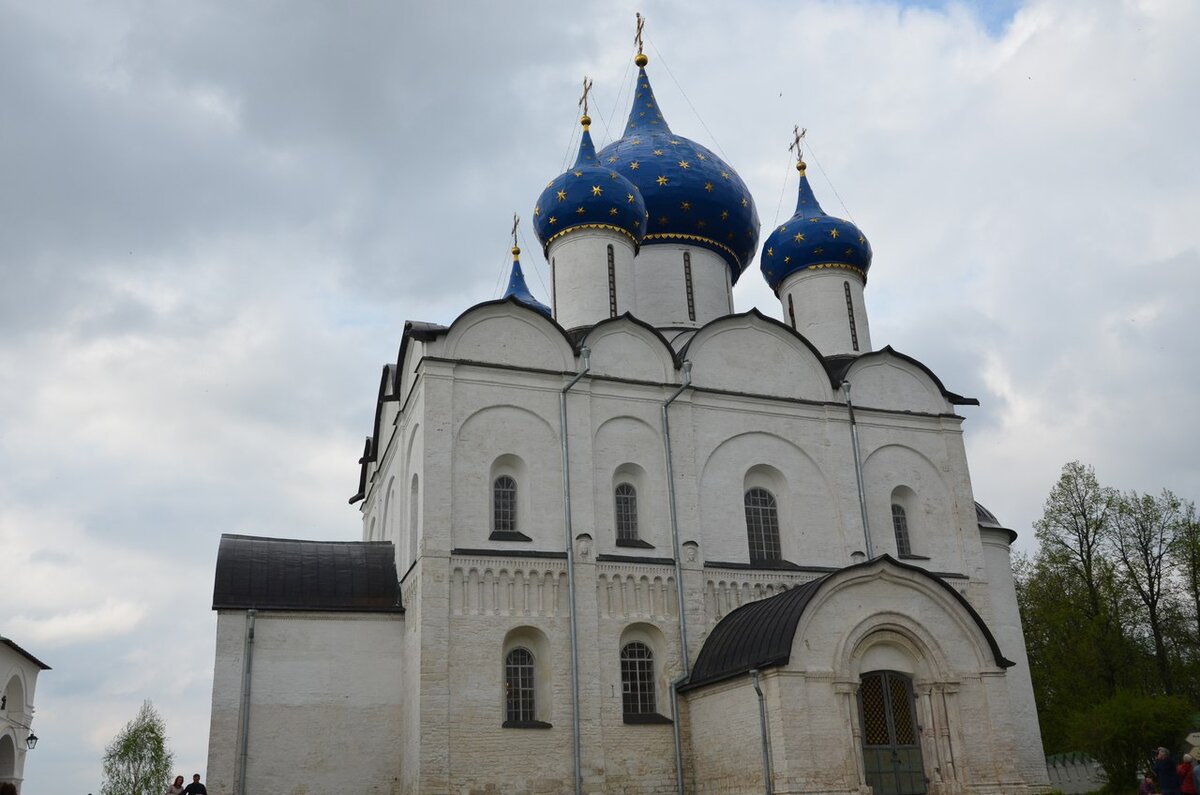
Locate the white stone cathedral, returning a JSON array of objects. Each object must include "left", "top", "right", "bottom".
[{"left": 205, "top": 44, "right": 1050, "bottom": 795}]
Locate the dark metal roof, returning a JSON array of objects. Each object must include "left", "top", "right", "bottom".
[
  {"left": 0, "top": 637, "right": 51, "bottom": 670},
  {"left": 213, "top": 534, "right": 403, "bottom": 613},
  {"left": 682, "top": 555, "right": 1012, "bottom": 692},
  {"left": 975, "top": 501, "right": 1018, "bottom": 543}
]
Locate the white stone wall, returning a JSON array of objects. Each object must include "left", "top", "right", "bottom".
[
  {"left": 205, "top": 611, "right": 405, "bottom": 795},
  {"left": 779, "top": 268, "right": 872, "bottom": 356},
  {"left": 0, "top": 643, "right": 44, "bottom": 793},
  {"left": 634, "top": 244, "right": 732, "bottom": 329},
  {"left": 547, "top": 230, "right": 638, "bottom": 330}
]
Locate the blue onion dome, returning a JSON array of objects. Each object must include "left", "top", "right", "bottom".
[
  {"left": 502, "top": 245, "right": 552, "bottom": 318},
  {"left": 760, "top": 158, "right": 872, "bottom": 292},
  {"left": 596, "top": 53, "right": 760, "bottom": 283},
  {"left": 533, "top": 116, "right": 648, "bottom": 253}
]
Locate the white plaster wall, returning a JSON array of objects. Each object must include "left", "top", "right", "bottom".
[
  {"left": 0, "top": 644, "right": 43, "bottom": 792},
  {"left": 547, "top": 230, "right": 638, "bottom": 330},
  {"left": 592, "top": 412, "right": 670, "bottom": 554},
  {"left": 443, "top": 305, "right": 574, "bottom": 372},
  {"left": 980, "top": 527, "right": 1051, "bottom": 788},
  {"left": 206, "top": 611, "right": 405, "bottom": 795},
  {"left": 780, "top": 268, "right": 872, "bottom": 356},
  {"left": 685, "top": 315, "right": 832, "bottom": 402},
  {"left": 584, "top": 319, "right": 676, "bottom": 383},
  {"left": 846, "top": 356, "right": 950, "bottom": 415},
  {"left": 634, "top": 245, "right": 731, "bottom": 329}
]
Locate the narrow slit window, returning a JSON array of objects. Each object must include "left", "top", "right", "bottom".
[
  {"left": 892, "top": 504, "right": 911, "bottom": 556},
  {"left": 620, "top": 642, "right": 656, "bottom": 715},
  {"left": 844, "top": 281, "right": 860, "bottom": 352},
  {"left": 788, "top": 293, "right": 797, "bottom": 330},
  {"left": 493, "top": 475, "right": 517, "bottom": 533},
  {"left": 608, "top": 244, "right": 617, "bottom": 317},
  {"left": 505, "top": 647, "right": 535, "bottom": 723},
  {"left": 615, "top": 483, "right": 638, "bottom": 541},
  {"left": 684, "top": 252, "right": 696, "bottom": 321},
  {"left": 551, "top": 257, "right": 557, "bottom": 316},
  {"left": 744, "top": 487, "right": 781, "bottom": 564}
]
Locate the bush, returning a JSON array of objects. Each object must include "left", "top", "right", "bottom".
[{"left": 1071, "top": 691, "right": 1192, "bottom": 794}]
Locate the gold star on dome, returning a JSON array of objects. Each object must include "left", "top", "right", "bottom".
[
  {"left": 534, "top": 206, "right": 541, "bottom": 216},
  {"left": 830, "top": 228, "right": 840, "bottom": 239},
  {"left": 658, "top": 216, "right": 669, "bottom": 225},
  {"left": 697, "top": 220, "right": 707, "bottom": 229},
  {"left": 627, "top": 193, "right": 635, "bottom": 203},
  {"left": 610, "top": 208, "right": 619, "bottom": 216},
  {"left": 646, "top": 102, "right": 654, "bottom": 108},
  {"left": 697, "top": 153, "right": 706, "bottom": 160},
  {"left": 778, "top": 225, "right": 787, "bottom": 233},
  {"left": 726, "top": 232, "right": 735, "bottom": 241},
  {"left": 809, "top": 217, "right": 819, "bottom": 223},
  {"left": 591, "top": 185, "right": 603, "bottom": 196},
  {"left": 573, "top": 171, "right": 583, "bottom": 177},
  {"left": 629, "top": 161, "right": 640, "bottom": 170},
  {"left": 793, "top": 233, "right": 805, "bottom": 242},
  {"left": 720, "top": 210, "right": 729, "bottom": 220},
  {"left": 576, "top": 206, "right": 586, "bottom": 214},
  {"left": 767, "top": 247, "right": 774, "bottom": 257},
  {"left": 656, "top": 175, "right": 669, "bottom": 186},
  {"left": 556, "top": 190, "right": 567, "bottom": 201},
  {"left": 547, "top": 180, "right": 554, "bottom": 188},
  {"left": 705, "top": 182, "right": 714, "bottom": 192},
  {"left": 784, "top": 256, "right": 791, "bottom": 264},
  {"left": 549, "top": 216, "right": 558, "bottom": 225},
  {"left": 858, "top": 234, "right": 865, "bottom": 244},
  {"left": 814, "top": 247, "right": 824, "bottom": 254},
  {"left": 653, "top": 149, "right": 664, "bottom": 156},
  {"left": 720, "top": 171, "right": 730, "bottom": 180},
  {"left": 680, "top": 201, "right": 691, "bottom": 211},
  {"left": 607, "top": 155, "right": 618, "bottom": 163},
  {"left": 679, "top": 160, "right": 690, "bottom": 169},
  {"left": 631, "top": 138, "right": 641, "bottom": 145},
  {"left": 610, "top": 172, "right": 619, "bottom": 180},
  {"left": 845, "top": 248, "right": 853, "bottom": 255},
  {"left": 639, "top": 112, "right": 646, "bottom": 117},
  {"left": 741, "top": 197, "right": 748, "bottom": 207}
]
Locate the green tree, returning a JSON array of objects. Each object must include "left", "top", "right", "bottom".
[
  {"left": 101, "top": 700, "right": 174, "bottom": 795},
  {"left": 1109, "top": 489, "right": 1185, "bottom": 694},
  {"left": 1071, "top": 691, "right": 1191, "bottom": 794}
]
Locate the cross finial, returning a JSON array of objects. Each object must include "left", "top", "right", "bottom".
[
  {"left": 788, "top": 125, "right": 808, "bottom": 173},
  {"left": 511, "top": 213, "right": 520, "bottom": 257},
  {"left": 635, "top": 13, "right": 645, "bottom": 55},
  {"left": 578, "top": 76, "right": 592, "bottom": 121}
]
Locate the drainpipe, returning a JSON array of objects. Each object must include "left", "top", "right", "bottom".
[
  {"left": 751, "top": 669, "right": 773, "bottom": 795},
  {"left": 560, "top": 346, "right": 590, "bottom": 795},
  {"left": 842, "top": 382, "right": 874, "bottom": 559},
  {"left": 662, "top": 361, "right": 693, "bottom": 795},
  {"left": 661, "top": 360, "right": 693, "bottom": 672},
  {"left": 237, "top": 609, "right": 257, "bottom": 795},
  {"left": 670, "top": 674, "right": 688, "bottom": 795}
]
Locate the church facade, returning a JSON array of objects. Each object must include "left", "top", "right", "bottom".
[{"left": 205, "top": 44, "right": 1049, "bottom": 795}]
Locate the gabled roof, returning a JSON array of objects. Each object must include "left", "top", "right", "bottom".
[
  {"left": 0, "top": 637, "right": 51, "bottom": 671},
  {"left": 682, "top": 554, "right": 1011, "bottom": 692},
  {"left": 213, "top": 534, "right": 403, "bottom": 613},
  {"left": 827, "top": 346, "right": 979, "bottom": 406}
]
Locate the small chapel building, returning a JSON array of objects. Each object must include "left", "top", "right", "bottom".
[{"left": 205, "top": 42, "right": 1050, "bottom": 795}]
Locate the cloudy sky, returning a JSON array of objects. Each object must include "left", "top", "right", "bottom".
[{"left": 1, "top": 0, "right": 1197, "bottom": 791}]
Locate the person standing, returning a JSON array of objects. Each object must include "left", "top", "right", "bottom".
[
  {"left": 1179, "top": 754, "right": 1196, "bottom": 795},
  {"left": 166, "top": 775, "right": 186, "bottom": 795},
  {"left": 181, "top": 773, "right": 207, "bottom": 795},
  {"left": 1155, "top": 748, "right": 1182, "bottom": 795}
]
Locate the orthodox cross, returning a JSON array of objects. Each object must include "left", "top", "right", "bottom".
[
  {"left": 578, "top": 76, "right": 593, "bottom": 118},
  {"left": 511, "top": 213, "right": 520, "bottom": 250},
  {"left": 789, "top": 125, "right": 807, "bottom": 162},
  {"left": 634, "top": 12, "right": 645, "bottom": 55}
]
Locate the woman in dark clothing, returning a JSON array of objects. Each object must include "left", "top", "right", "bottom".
[{"left": 1155, "top": 748, "right": 1183, "bottom": 795}]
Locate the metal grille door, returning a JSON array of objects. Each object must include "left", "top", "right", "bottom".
[{"left": 858, "top": 671, "right": 926, "bottom": 795}]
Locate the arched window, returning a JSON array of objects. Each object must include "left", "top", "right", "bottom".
[
  {"left": 615, "top": 483, "right": 638, "bottom": 542},
  {"left": 493, "top": 475, "right": 517, "bottom": 534},
  {"left": 891, "top": 504, "right": 911, "bottom": 557},
  {"left": 408, "top": 474, "right": 420, "bottom": 567},
  {"left": 745, "top": 487, "right": 781, "bottom": 564},
  {"left": 620, "top": 642, "right": 656, "bottom": 716},
  {"left": 504, "top": 647, "right": 535, "bottom": 724}
]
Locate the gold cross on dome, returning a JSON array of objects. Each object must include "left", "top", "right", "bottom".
[
  {"left": 578, "top": 76, "right": 593, "bottom": 118},
  {"left": 510, "top": 213, "right": 520, "bottom": 248},
  {"left": 635, "top": 13, "right": 645, "bottom": 55},
  {"left": 788, "top": 125, "right": 807, "bottom": 162}
]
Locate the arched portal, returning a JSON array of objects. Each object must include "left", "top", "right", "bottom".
[
  {"left": 0, "top": 732, "right": 16, "bottom": 780},
  {"left": 858, "top": 670, "right": 926, "bottom": 795}
]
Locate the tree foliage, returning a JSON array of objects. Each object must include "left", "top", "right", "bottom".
[
  {"left": 1072, "top": 692, "right": 1191, "bottom": 792},
  {"left": 1018, "top": 461, "right": 1199, "bottom": 770},
  {"left": 101, "top": 700, "right": 174, "bottom": 795}
]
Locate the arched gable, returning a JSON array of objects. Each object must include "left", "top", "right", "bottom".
[
  {"left": 443, "top": 299, "right": 576, "bottom": 372},
  {"left": 682, "top": 556, "right": 1010, "bottom": 692},
  {"left": 582, "top": 314, "right": 679, "bottom": 383},
  {"left": 593, "top": 415, "right": 666, "bottom": 550},
  {"left": 861, "top": 443, "right": 954, "bottom": 560},
  {"left": 843, "top": 347, "right": 976, "bottom": 414},
  {"left": 682, "top": 309, "right": 832, "bottom": 402}
]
